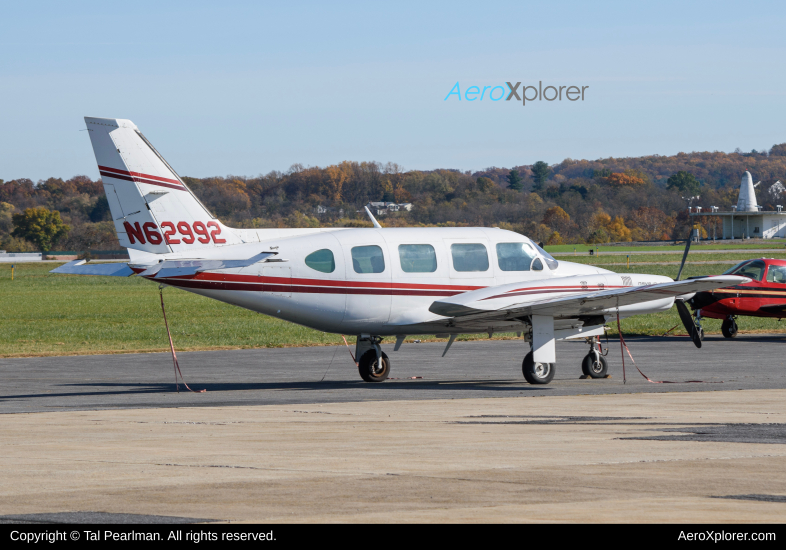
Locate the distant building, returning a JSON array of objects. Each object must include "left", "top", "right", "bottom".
[
  {"left": 364, "top": 202, "right": 413, "bottom": 215},
  {"left": 315, "top": 205, "right": 344, "bottom": 216},
  {"left": 690, "top": 171, "right": 786, "bottom": 239}
]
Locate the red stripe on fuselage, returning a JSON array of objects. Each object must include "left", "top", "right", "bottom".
[
  {"left": 156, "top": 278, "right": 468, "bottom": 296},
  {"left": 183, "top": 272, "right": 484, "bottom": 291}
]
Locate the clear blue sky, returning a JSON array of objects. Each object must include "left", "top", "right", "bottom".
[{"left": 2, "top": 0, "right": 785, "bottom": 181}]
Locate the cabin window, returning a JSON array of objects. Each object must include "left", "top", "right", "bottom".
[
  {"left": 766, "top": 265, "right": 786, "bottom": 284},
  {"left": 398, "top": 244, "right": 437, "bottom": 273},
  {"left": 352, "top": 245, "right": 386, "bottom": 274},
  {"left": 450, "top": 243, "right": 489, "bottom": 272},
  {"left": 496, "top": 242, "right": 538, "bottom": 271},
  {"left": 725, "top": 259, "right": 765, "bottom": 281},
  {"left": 304, "top": 249, "right": 335, "bottom": 273}
]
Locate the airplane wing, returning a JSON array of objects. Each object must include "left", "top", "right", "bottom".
[{"left": 428, "top": 275, "right": 750, "bottom": 323}]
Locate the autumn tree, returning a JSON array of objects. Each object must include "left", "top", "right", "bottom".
[
  {"left": 476, "top": 177, "right": 495, "bottom": 193},
  {"left": 605, "top": 171, "right": 646, "bottom": 186},
  {"left": 11, "top": 207, "right": 69, "bottom": 252},
  {"left": 770, "top": 143, "right": 786, "bottom": 157},
  {"left": 0, "top": 202, "right": 13, "bottom": 233},
  {"left": 542, "top": 205, "right": 573, "bottom": 235}
]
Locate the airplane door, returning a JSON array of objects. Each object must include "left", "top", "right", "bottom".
[{"left": 342, "top": 243, "right": 392, "bottom": 325}]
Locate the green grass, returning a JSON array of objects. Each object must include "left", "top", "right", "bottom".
[
  {"left": 546, "top": 242, "right": 786, "bottom": 253},
  {"left": 564, "top": 253, "right": 786, "bottom": 265},
  {"left": 2, "top": 257, "right": 785, "bottom": 357}
]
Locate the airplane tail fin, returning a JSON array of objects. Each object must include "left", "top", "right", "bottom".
[{"left": 84, "top": 117, "right": 240, "bottom": 253}]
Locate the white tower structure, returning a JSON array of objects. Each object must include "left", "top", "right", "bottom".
[{"left": 737, "top": 171, "right": 759, "bottom": 212}]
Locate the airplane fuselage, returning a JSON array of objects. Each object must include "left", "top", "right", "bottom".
[{"left": 137, "top": 227, "right": 675, "bottom": 336}]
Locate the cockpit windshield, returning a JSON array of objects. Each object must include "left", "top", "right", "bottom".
[
  {"left": 530, "top": 240, "right": 559, "bottom": 270},
  {"left": 724, "top": 260, "right": 765, "bottom": 281}
]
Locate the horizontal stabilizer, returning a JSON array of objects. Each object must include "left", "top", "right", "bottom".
[
  {"left": 140, "top": 251, "right": 276, "bottom": 278},
  {"left": 49, "top": 260, "right": 134, "bottom": 277}
]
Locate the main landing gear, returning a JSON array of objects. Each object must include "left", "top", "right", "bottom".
[
  {"left": 522, "top": 352, "right": 555, "bottom": 384},
  {"left": 721, "top": 316, "right": 738, "bottom": 339},
  {"left": 581, "top": 336, "right": 608, "bottom": 378}
]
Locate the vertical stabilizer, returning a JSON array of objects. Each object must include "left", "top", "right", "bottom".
[{"left": 84, "top": 117, "right": 240, "bottom": 253}]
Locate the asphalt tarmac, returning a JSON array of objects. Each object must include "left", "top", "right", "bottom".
[{"left": 3, "top": 334, "right": 786, "bottom": 413}]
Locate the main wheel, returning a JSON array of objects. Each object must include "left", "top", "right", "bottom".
[
  {"left": 358, "top": 349, "right": 390, "bottom": 382},
  {"left": 721, "top": 319, "right": 738, "bottom": 339},
  {"left": 697, "top": 326, "right": 704, "bottom": 341},
  {"left": 522, "top": 352, "right": 555, "bottom": 384},
  {"left": 581, "top": 354, "right": 608, "bottom": 378}
]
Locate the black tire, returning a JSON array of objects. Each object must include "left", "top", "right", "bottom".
[
  {"left": 581, "top": 354, "right": 608, "bottom": 378},
  {"left": 358, "top": 349, "right": 390, "bottom": 382},
  {"left": 721, "top": 319, "right": 738, "bottom": 339},
  {"left": 522, "top": 352, "right": 555, "bottom": 385}
]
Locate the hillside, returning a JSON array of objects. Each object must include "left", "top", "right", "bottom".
[{"left": 2, "top": 144, "right": 786, "bottom": 252}]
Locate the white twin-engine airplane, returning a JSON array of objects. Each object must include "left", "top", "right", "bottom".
[{"left": 53, "top": 117, "right": 747, "bottom": 385}]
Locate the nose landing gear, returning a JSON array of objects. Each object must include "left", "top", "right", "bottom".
[
  {"left": 356, "top": 335, "right": 390, "bottom": 382},
  {"left": 581, "top": 336, "right": 608, "bottom": 378},
  {"left": 721, "top": 316, "right": 738, "bottom": 339}
]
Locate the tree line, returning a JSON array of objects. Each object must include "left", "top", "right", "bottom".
[{"left": 3, "top": 144, "right": 786, "bottom": 253}]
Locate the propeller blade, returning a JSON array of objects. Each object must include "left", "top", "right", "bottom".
[
  {"left": 675, "top": 228, "right": 697, "bottom": 282},
  {"left": 676, "top": 299, "right": 702, "bottom": 348}
]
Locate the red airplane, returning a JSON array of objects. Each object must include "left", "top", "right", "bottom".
[{"left": 686, "top": 257, "right": 786, "bottom": 339}]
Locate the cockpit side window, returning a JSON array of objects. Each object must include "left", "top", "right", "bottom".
[
  {"left": 305, "top": 249, "right": 335, "bottom": 273},
  {"left": 766, "top": 264, "right": 786, "bottom": 284},
  {"left": 727, "top": 260, "right": 765, "bottom": 281},
  {"left": 496, "top": 242, "right": 537, "bottom": 271},
  {"left": 530, "top": 240, "right": 559, "bottom": 270}
]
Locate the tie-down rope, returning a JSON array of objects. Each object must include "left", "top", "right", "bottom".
[
  {"left": 159, "top": 288, "right": 206, "bottom": 393},
  {"left": 616, "top": 310, "right": 718, "bottom": 385}
]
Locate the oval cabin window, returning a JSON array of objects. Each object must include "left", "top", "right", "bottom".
[{"left": 305, "top": 249, "right": 335, "bottom": 273}]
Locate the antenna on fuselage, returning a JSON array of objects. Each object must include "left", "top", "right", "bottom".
[{"left": 364, "top": 206, "right": 382, "bottom": 229}]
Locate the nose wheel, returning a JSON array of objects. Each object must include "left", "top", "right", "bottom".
[
  {"left": 581, "top": 354, "right": 608, "bottom": 378},
  {"left": 581, "top": 336, "right": 609, "bottom": 378},
  {"left": 358, "top": 349, "right": 390, "bottom": 382},
  {"left": 721, "top": 317, "right": 738, "bottom": 339}
]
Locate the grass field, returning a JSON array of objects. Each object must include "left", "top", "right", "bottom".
[
  {"left": 2, "top": 251, "right": 785, "bottom": 357},
  {"left": 546, "top": 242, "right": 786, "bottom": 253}
]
